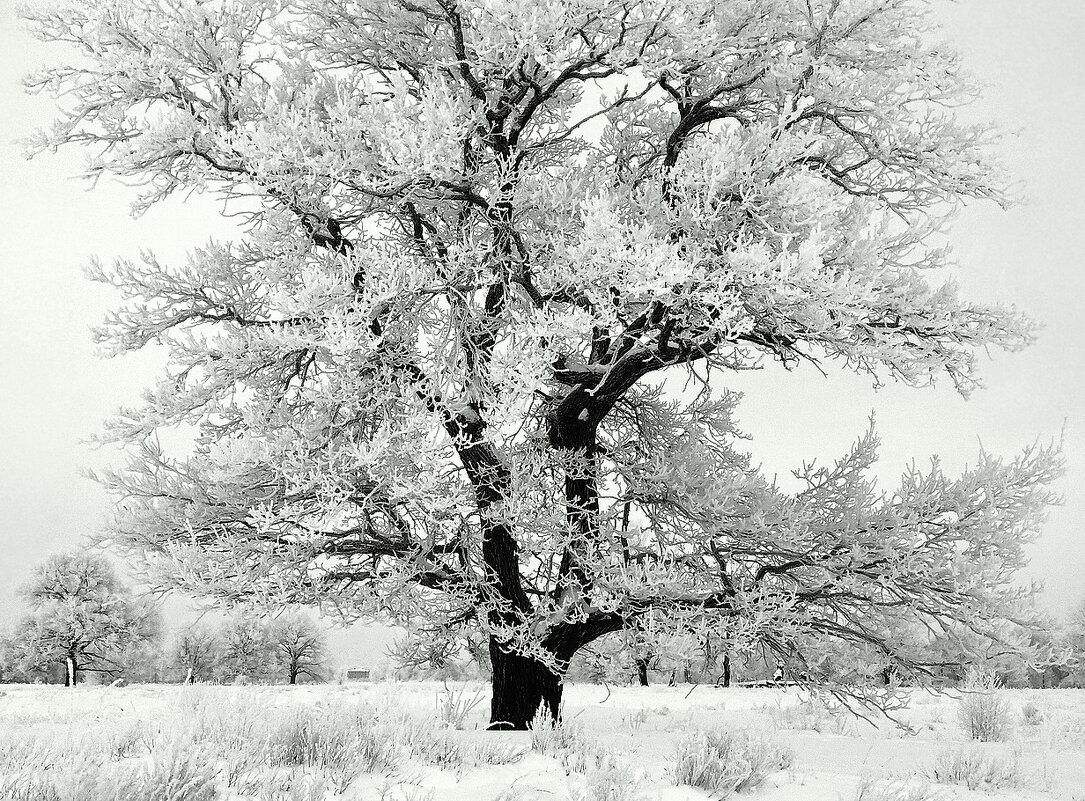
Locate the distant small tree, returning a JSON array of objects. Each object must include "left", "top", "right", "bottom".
[
  {"left": 698, "top": 631, "right": 729, "bottom": 686},
  {"left": 627, "top": 623, "right": 658, "bottom": 687},
  {"left": 218, "top": 616, "right": 276, "bottom": 683},
  {"left": 1062, "top": 598, "right": 1085, "bottom": 687},
  {"left": 7, "top": 553, "right": 157, "bottom": 686},
  {"left": 118, "top": 638, "right": 169, "bottom": 683},
  {"left": 269, "top": 613, "right": 328, "bottom": 685},
  {"left": 174, "top": 624, "right": 222, "bottom": 684},
  {"left": 0, "top": 634, "right": 17, "bottom": 682},
  {"left": 1022, "top": 614, "right": 1069, "bottom": 689}
]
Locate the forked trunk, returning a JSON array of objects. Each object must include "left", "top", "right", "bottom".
[{"left": 487, "top": 637, "right": 563, "bottom": 730}]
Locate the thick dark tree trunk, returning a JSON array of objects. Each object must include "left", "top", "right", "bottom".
[
  {"left": 478, "top": 383, "right": 631, "bottom": 730},
  {"left": 488, "top": 637, "right": 563, "bottom": 730},
  {"left": 721, "top": 654, "right": 731, "bottom": 687},
  {"left": 636, "top": 657, "right": 650, "bottom": 686}
]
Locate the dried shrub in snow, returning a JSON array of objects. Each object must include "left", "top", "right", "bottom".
[
  {"left": 0, "top": 741, "right": 219, "bottom": 801},
  {"left": 527, "top": 706, "right": 647, "bottom": 801},
  {"left": 926, "top": 746, "right": 1025, "bottom": 791},
  {"left": 853, "top": 778, "right": 944, "bottom": 801},
  {"left": 530, "top": 704, "right": 587, "bottom": 756},
  {"left": 0, "top": 772, "right": 57, "bottom": 801},
  {"left": 390, "top": 714, "right": 471, "bottom": 769},
  {"left": 620, "top": 708, "right": 650, "bottom": 734},
  {"left": 583, "top": 764, "right": 651, "bottom": 801},
  {"left": 0, "top": 736, "right": 56, "bottom": 780},
  {"left": 377, "top": 787, "right": 436, "bottom": 801},
  {"left": 957, "top": 669, "right": 1012, "bottom": 742},
  {"left": 244, "top": 769, "right": 330, "bottom": 801},
  {"left": 761, "top": 697, "right": 851, "bottom": 733},
  {"left": 529, "top": 705, "right": 621, "bottom": 776},
  {"left": 436, "top": 682, "right": 487, "bottom": 730},
  {"left": 469, "top": 741, "right": 529, "bottom": 766},
  {"left": 492, "top": 785, "right": 541, "bottom": 801},
  {"left": 1050, "top": 710, "right": 1085, "bottom": 747},
  {"left": 1019, "top": 701, "right": 1044, "bottom": 726},
  {"left": 265, "top": 705, "right": 391, "bottom": 777},
  {"left": 0, "top": 686, "right": 538, "bottom": 799},
  {"left": 673, "top": 727, "right": 793, "bottom": 797}
]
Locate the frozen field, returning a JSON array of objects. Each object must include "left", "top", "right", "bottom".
[{"left": 2, "top": 681, "right": 1084, "bottom": 800}]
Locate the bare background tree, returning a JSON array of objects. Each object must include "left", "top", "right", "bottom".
[
  {"left": 174, "top": 623, "right": 223, "bottom": 684},
  {"left": 270, "top": 612, "right": 329, "bottom": 684}
]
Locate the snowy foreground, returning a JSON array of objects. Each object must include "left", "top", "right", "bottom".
[{"left": 1, "top": 681, "right": 1084, "bottom": 801}]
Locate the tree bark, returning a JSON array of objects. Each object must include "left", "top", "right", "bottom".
[
  {"left": 65, "top": 655, "right": 77, "bottom": 687},
  {"left": 487, "top": 637, "right": 563, "bottom": 730},
  {"left": 721, "top": 654, "right": 731, "bottom": 688},
  {"left": 636, "top": 657, "right": 650, "bottom": 686}
]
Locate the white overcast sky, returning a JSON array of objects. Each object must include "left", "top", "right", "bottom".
[{"left": 1, "top": 0, "right": 1083, "bottom": 652}]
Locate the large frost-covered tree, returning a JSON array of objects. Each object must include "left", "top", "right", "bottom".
[{"left": 25, "top": 0, "right": 1062, "bottom": 727}]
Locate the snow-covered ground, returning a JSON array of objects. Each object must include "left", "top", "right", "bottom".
[{"left": 1, "top": 681, "right": 1083, "bottom": 800}]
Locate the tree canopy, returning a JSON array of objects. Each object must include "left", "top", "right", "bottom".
[{"left": 24, "top": 0, "right": 1061, "bottom": 725}]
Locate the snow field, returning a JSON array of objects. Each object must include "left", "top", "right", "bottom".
[{"left": 0, "top": 682, "right": 1084, "bottom": 800}]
